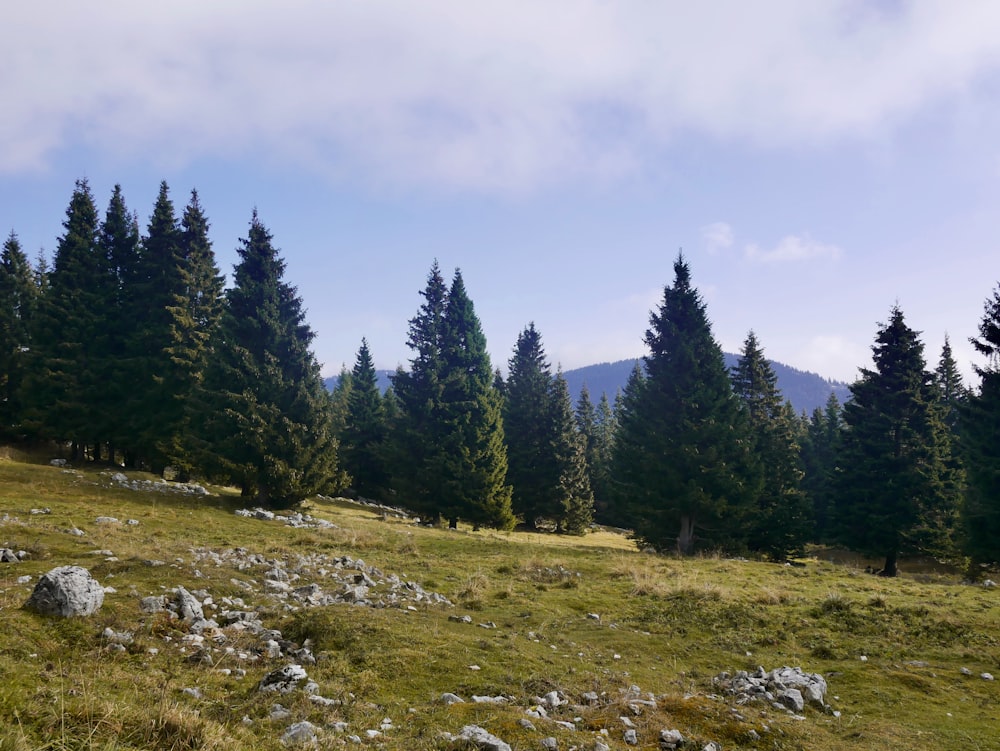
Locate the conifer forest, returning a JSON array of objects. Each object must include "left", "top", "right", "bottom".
[{"left": 2, "top": 180, "right": 998, "bottom": 576}]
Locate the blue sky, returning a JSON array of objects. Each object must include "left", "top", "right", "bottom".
[{"left": 3, "top": 1, "right": 1000, "bottom": 385}]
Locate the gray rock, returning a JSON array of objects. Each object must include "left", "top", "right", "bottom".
[
  {"left": 174, "top": 587, "right": 204, "bottom": 622},
  {"left": 25, "top": 566, "right": 104, "bottom": 617},
  {"left": 140, "top": 595, "right": 166, "bottom": 613},
  {"left": 282, "top": 720, "right": 320, "bottom": 745},
  {"left": 541, "top": 738, "right": 558, "bottom": 750},
  {"left": 0, "top": 548, "right": 19, "bottom": 563},
  {"left": 778, "top": 688, "right": 805, "bottom": 712},
  {"left": 623, "top": 728, "right": 638, "bottom": 745},
  {"left": 457, "top": 725, "right": 513, "bottom": 751},
  {"left": 440, "top": 692, "right": 465, "bottom": 705},
  {"left": 259, "top": 664, "right": 308, "bottom": 693},
  {"left": 659, "top": 728, "right": 685, "bottom": 749},
  {"left": 518, "top": 718, "right": 536, "bottom": 731}
]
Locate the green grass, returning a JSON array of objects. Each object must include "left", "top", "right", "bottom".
[{"left": 0, "top": 454, "right": 997, "bottom": 750}]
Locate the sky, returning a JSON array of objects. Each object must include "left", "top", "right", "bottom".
[{"left": 3, "top": 1, "right": 1000, "bottom": 385}]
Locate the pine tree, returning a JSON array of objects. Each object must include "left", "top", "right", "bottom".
[
  {"left": 160, "top": 190, "right": 225, "bottom": 475},
  {"left": 504, "top": 323, "right": 557, "bottom": 528},
  {"left": 732, "top": 331, "right": 810, "bottom": 560},
  {"left": 551, "top": 371, "right": 594, "bottom": 534},
  {"left": 961, "top": 285, "right": 1000, "bottom": 570},
  {"left": 800, "top": 393, "right": 843, "bottom": 543},
  {"left": 341, "top": 338, "right": 390, "bottom": 500},
  {"left": 390, "top": 262, "right": 449, "bottom": 522},
  {"left": 835, "top": 305, "right": 960, "bottom": 576},
  {"left": 611, "top": 254, "right": 752, "bottom": 554},
  {"left": 437, "top": 271, "right": 514, "bottom": 529},
  {"left": 0, "top": 231, "right": 39, "bottom": 435},
  {"left": 128, "top": 181, "right": 187, "bottom": 469},
  {"left": 97, "top": 185, "right": 141, "bottom": 459},
  {"left": 194, "top": 210, "right": 338, "bottom": 507},
  {"left": 23, "top": 180, "right": 108, "bottom": 456},
  {"left": 935, "top": 335, "right": 966, "bottom": 436},
  {"left": 590, "top": 391, "right": 617, "bottom": 522}
]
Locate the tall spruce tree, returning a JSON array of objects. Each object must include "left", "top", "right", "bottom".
[
  {"left": 732, "top": 331, "right": 810, "bottom": 559},
  {"left": 160, "top": 190, "right": 225, "bottom": 475},
  {"left": 0, "top": 231, "right": 39, "bottom": 436},
  {"left": 97, "top": 185, "right": 141, "bottom": 460},
  {"left": 800, "top": 393, "right": 843, "bottom": 543},
  {"left": 390, "top": 262, "right": 449, "bottom": 522},
  {"left": 835, "top": 305, "right": 959, "bottom": 576},
  {"left": 504, "top": 323, "right": 557, "bottom": 528},
  {"left": 961, "top": 285, "right": 1000, "bottom": 570},
  {"left": 128, "top": 182, "right": 187, "bottom": 469},
  {"left": 341, "top": 338, "right": 390, "bottom": 500},
  {"left": 591, "top": 391, "right": 617, "bottom": 522},
  {"left": 23, "top": 179, "right": 108, "bottom": 456},
  {"left": 611, "top": 255, "right": 752, "bottom": 554},
  {"left": 551, "top": 371, "right": 594, "bottom": 534},
  {"left": 437, "top": 271, "right": 514, "bottom": 529},
  {"left": 935, "top": 335, "right": 967, "bottom": 436},
  {"left": 194, "top": 210, "right": 338, "bottom": 507}
]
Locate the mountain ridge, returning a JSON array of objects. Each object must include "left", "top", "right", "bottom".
[{"left": 325, "top": 355, "right": 851, "bottom": 416}]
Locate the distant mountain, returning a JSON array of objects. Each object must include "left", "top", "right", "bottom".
[
  {"left": 324, "top": 370, "right": 395, "bottom": 394},
  {"left": 324, "top": 357, "right": 850, "bottom": 417},
  {"left": 560, "top": 356, "right": 850, "bottom": 416}
]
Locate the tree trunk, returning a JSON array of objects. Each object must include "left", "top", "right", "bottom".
[
  {"left": 677, "top": 515, "right": 696, "bottom": 556},
  {"left": 879, "top": 551, "right": 898, "bottom": 577}
]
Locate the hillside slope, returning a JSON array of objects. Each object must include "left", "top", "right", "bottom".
[{"left": 0, "top": 455, "right": 995, "bottom": 750}]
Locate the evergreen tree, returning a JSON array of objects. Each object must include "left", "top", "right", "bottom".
[
  {"left": 194, "top": 210, "right": 338, "bottom": 507},
  {"left": 127, "top": 181, "right": 187, "bottom": 468},
  {"left": 732, "top": 331, "right": 810, "bottom": 560},
  {"left": 0, "top": 232, "right": 39, "bottom": 435},
  {"left": 551, "top": 371, "right": 594, "bottom": 534},
  {"left": 800, "top": 393, "right": 843, "bottom": 543},
  {"left": 341, "top": 338, "right": 390, "bottom": 500},
  {"left": 835, "top": 305, "right": 959, "bottom": 576},
  {"left": 160, "top": 190, "right": 225, "bottom": 474},
  {"left": 22, "top": 179, "right": 108, "bottom": 455},
  {"left": 611, "top": 255, "right": 752, "bottom": 554},
  {"left": 390, "top": 262, "right": 449, "bottom": 522},
  {"left": 504, "top": 323, "right": 557, "bottom": 528},
  {"left": 97, "top": 185, "right": 141, "bottom": 459},
  {"left": 961, "top": 285, "right": 1000, "bottom": 569},
  {"left": 591, "top": 391, "right": 617, "bottom": 522},
  {"left": 935, "top": 335, "right": 966, "bottom": 436},
  {"left": 437, "top": 271, "right": 514, "bottom": 529}
]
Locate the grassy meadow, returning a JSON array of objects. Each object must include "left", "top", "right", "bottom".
[{"left": 0, "top": 450, "right": 997, "bottom": 750}]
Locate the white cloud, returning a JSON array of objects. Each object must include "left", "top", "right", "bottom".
[
  {"left": 702, "top": 222, "right": 734, "bottom": 255},
  {"left": 798, "top": 334, "right": 868, "bottom": 383},
  {"left": 745, "top": 234, "right": 843, "bottom": 263},
  {"left": 4, "top": 2, "right": 1000, "bottom": 190}
]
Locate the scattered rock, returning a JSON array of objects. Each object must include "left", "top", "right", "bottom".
[
  {"left": 440, "top": 693, "right": 465, "bottom": 705},
  {"left": 259, "top": 664, "right": 308, "bottom": 693},
  {"left": 454, "top": 725, "right": 512, "bottom": 751},
  {"left": 25, "top": 566, "right": 104, "bottom": 617},
  {"left": 659, "top": 729, "right": 685, "bottom": 749},
  {"left": 282, "top": 720, "right": 320, "bottom": 746},
  {"left": 982, "top": 673, "right": 995, "bottom": 681},
  {"left": 623, "top": 728, "right": 638, "bottom": 745},
  {"left": 541, "top": 738, "right": 558, "bottom": 750}
]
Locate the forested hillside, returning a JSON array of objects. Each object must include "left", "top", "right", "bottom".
[{"left": 1, "top": 180, "right": 998, "bottom": 575}]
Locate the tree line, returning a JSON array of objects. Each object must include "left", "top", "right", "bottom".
[{"left": 1, "top": 181, "right": 998, "bottom": 575}]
